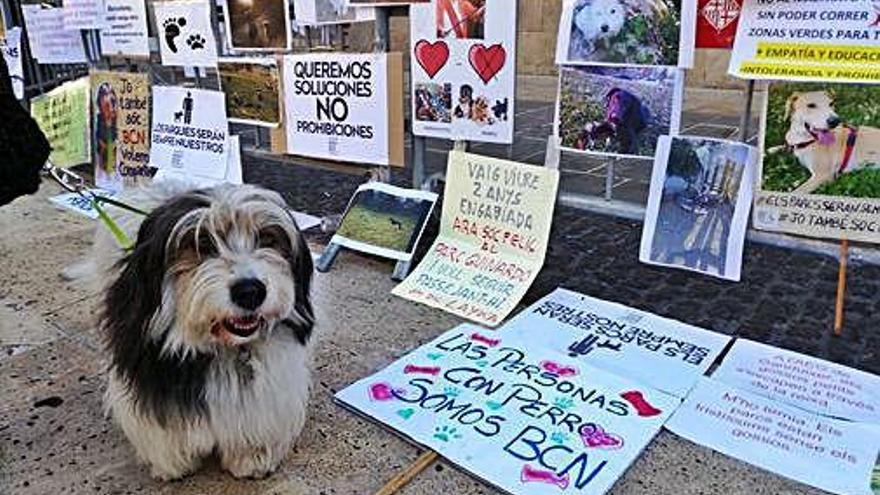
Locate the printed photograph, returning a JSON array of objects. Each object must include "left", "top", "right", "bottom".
[
  {"left": 762, "top": 82, "right": 880, "bottom": 198},
  {"left": 414, "top": 82, "right": 452, "bottom": 123},
  {"left": 562, "top": 0, "right": 681, "bottom": 65},
  {"left": 226, "top": 0, "right": 290, "bottom": 49},
  {"left": 436, "top": 0, "right": 485, "bottom": 39},
  {"left": 93, "top": 81, "right": 120, "bottom": 187},
  {"left": 642, "top": 137, "right": 754, "bottom": 280},
  {"left": 453, "top": 84, "right": 509, "bottom": 126},
  {"left": 334, "top": 183, "right": 438, "bottom": 260},
  {"left": 218, "top": 58, "right": 281, "bottom": 126},
  {"left": 557, "top": 65, "right": 679, "bottom": 158}
]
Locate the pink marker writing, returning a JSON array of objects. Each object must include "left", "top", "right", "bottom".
[
  {"left": 520, "top": 464, "right": 569, "bottom": 490},
  {"left": 403, "top": 364, "right": 441, "bottom": 376},
  {"left": 540, "top": 360, "right": 578, "bottom": 377},
  {"left": 470, "top": 333, "right": 500, "bottom": 347},
  {"left": 369, "top": 383, "right": 400, "bottom": 401}
]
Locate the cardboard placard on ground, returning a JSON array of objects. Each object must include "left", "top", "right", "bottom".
[
  {"left": 283, "top": 52, "right": 404, "bottom": 166},
  {"left": 336, "top": 323, "right": 679, "bottom": 495},
  {"left": 1, "top": 27, "right": 24, "bottom": 99},
  {"left": 393, "top": 151, "right": 559, "bottom": 327},
  {"left": 150, "top": 86, "right": 229, "bottom": 179},
  {"left": 640, "top": 136, "right": 757, "bottom": 281},
  {"left": 49, "top": 189, "right": 117, "bottom": 219},
  {"left": 153, "top": 0, "right": 218, "bottom": 68},
  {"left": 30, "top": 77, "right": 91, "bottom": 168},
  {"left": 409, "top": 0, "right": 516, "bottom": 144},
  {"left": 667, "top": 378, "right": 879, "bottom": 495},
  {"left": 499, "top": 288, "right": 731, "bottom": 398},
  {"left": 21, "top": 5, "right": 87, "bottom": 64},
  {"left": 100, "top": 0, "right": 150, "bottom": 57},
  {"left": 729, "top": 0, "right": 880, "bottom": 82}
]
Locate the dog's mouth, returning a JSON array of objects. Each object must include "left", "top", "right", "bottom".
[
  {"left": 806, "top": 123, "right": 835, "bottom": 146},
  {"left": 212, "top": 314, "right": 266, "bottom": 343}
]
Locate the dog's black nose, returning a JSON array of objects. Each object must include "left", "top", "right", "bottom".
[
  {"left": 601, "top": 24, "right": 610, "bottom": 33},
  {"left": 827, "top": 116, "right": 841, "bottom": 128},
  {"left": 230, "top": 279, "right": 266, "bottom": 310}
]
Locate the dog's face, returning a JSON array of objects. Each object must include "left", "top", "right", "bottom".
[
  {"left": 786, "top": 91, "right": 841, "bottom": 143},
  {"left": 459, "top": 85, "right": 473, "bottom": 103},
  {"left": 574, "top": 0, "right": 626, "bottom": 42},
  {"left": 104, "top": 185, "right": 314, "bottom": 358},
  {"left": 605, "top": 88, "right": 635, "bottom": 124}
]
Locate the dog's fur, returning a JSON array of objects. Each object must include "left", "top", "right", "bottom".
[
  {"left": 87, "top": 182, "right": 314, "bottom": 481},
  {"left": 578, "top": 87, "right": 649, "bottom": 154},
  {"left": 573, "top": 0, "right": 627, "bottom": 55},
  {"left": 772, "top": 91, "right": 880, "bottom": 193}
]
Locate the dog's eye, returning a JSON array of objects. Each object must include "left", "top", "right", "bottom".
[
  {"left": 258, "top": 227, "right": 289, "bottom": 251},
  {"left": 807, "top": 103, "right": 817, "bottom": 109},
  {"left": 610, "top": 8, "right": 616, "bottom": 13}
]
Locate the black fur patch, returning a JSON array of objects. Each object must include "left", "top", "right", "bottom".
[{"left": 281, "top": 220, "right": 315, "bottom": 345}]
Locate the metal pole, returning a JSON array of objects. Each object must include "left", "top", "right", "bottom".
[
  {"left": 739, "top": 80, "right": 756, "bottom": 143},
  {"left": 413, "top": 135, "right": 426, "bottom": 188}
]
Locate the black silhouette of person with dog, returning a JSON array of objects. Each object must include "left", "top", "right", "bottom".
[{"left": 182, "top": 91, "right": 193, "bottom": 125}]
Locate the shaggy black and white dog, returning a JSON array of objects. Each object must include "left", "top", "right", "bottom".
[{"left": 92, "top": 183, "right": 314, "bottom": 480}]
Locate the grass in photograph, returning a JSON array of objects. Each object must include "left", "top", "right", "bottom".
[
  {"left": 336, "top": 203, "right": 421, "bottom": 253},
  {"left": 220, "top": 65, "right": 280, "bottom": 124}
]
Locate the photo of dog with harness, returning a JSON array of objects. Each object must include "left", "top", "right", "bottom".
[{"left": 762, "top": 82, "right": 880, "bottom": 198}]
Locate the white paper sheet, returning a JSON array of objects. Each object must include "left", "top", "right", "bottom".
[{"left": 153, "top": 0, "right": 219, "bottom": 67}]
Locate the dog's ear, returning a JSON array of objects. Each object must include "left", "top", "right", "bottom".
[
  {"left": 605, "top": 88, "right": 619, "bottom": 101},
  {"left": 784, "top": 93, "right": 800, "bottom": 121},
  {"left": 282, "top": 220, "right": 315, "bottom": 345}
]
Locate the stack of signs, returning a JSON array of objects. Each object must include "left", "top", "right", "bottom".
[
  {"left": 30, "top": 76, "right": 91, "bottom": 168},
  {"left": 153, "top": 0, "right": 219, "bottom": 67},
  {"left": 149, "top": 86, "right": 230, "bottom": 179},
  {"left": 91, "top": 71, "right": 152, "bottom": 192},
  {"left": 21, "top": 5, "right": 87, "bottom": 64},
  {"left": 640, "top": 136, "right": 757, "bottom": 281},
  {"left": 218, "top": 58, "right": 282, "bottom": 127},
  {"left": 282, "top": 52, "right": 405, "bottom": 166},
  {"left": 553, "top": 0, "right": 694, "bottom": 159},
  {"left": 393, "top": 151, "right": 559, "bottom": 327},
  {"left": 336, "top": 323, "right": 680, "bottom": 495},
  {"left": 223, "top": 0, "right": 290, "bottom": 51},
  {"left": 100, "top": 0, "right": 150, "bottom": 57},
  {"left": 1, "top": 27, "right": 23, "bottom": 99},
  {"left": 668, "top": 340, "right": 880, "bottom": 495},
  {"left": 292, "top": 0, "right": 375, "bottom": 25},
  {"left": 409, "top": 0, "right": 516, "bottom": 144}
]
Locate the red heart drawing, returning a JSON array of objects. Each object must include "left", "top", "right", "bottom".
[
  {"left": 468, "top": 43, "right": 506, "bottom": 84},
  {"left": 414, "top": 40, "right": 449, "bottom": 79}
]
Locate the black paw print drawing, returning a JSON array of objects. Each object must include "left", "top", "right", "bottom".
[
  {"left": 186, "top": 34, "right": 206, "bottom": 50},
  {"left": 162, "top": 17, "right": 186, "bottom": 53}
]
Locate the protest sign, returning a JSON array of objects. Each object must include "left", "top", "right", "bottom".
[
  {"left": 695, "top": 0, "right": 740, "bottom": 49},
  {"left": 49, "top": 189, "right": 116, "bottom": 220},
  {"left": 556, "top": 0, "right": 696, "bottom": 67},
  {"left": 153, "top": 0, "right": 218, "bottom": 68},
  {"left": 100, "top": 0, "right": 150, "bottom": 57},
  {"left": 218, "top": 57, "right": 281, "bottom": 127},
  {"left": 91, "top": 71, "right": 151, "bottom": 192},
  {"left": 392, "top": 151, "right": 559, "bottom": 327},
  {"left": 1, "top": 27, "right": 24, "bottom": 99},
  {"left": 30, "top": 77, "right": 91, "bottom": 168},
  {"left": 730, "top": 0, "right": 880, "bottom": 83},
  {"left": 409, "top": 0, "right": 516, "bottom": 144},
  {"left": 336, "top": 323, "right": 679, "bottom": 495},
  {"left": 499, "top": 288, "right": 731, "bottom": 398},
  {"left": 667, "top": 378, "right": 879, "bottom": 495},
  {"left": 283, "top": 52, "right": 404, "bottom": 166},
  {"left": 63, "top": 0, "right": 105, "bottom": 30},
  {"left": 712, "top": 339, "right": 880, "bottom": 424},
  {"left": 752, "top": 81, "right": 880, "bottom": 243},
  {"left": 292, "top": 0, "right": 374, "bottom": 25},
  {"left": 224, "top": 0, "right": 290, "bottom": 50},
  {"left": 21, "top": 5, "right": 87, "bottom": 64},
  {"left": 556, "top": 66, "right": 683, "bottom": 160},
  {"left": 332, "top": 183, "right": 438, "bottom": 262},
  {"left": 640, "top": 136, "right": 756, "bottom": 281},
  {"left": 150, "top": 86, "right": 229, "bottom": 179},
  {"left": 153, "top": 135, "right": 243, "bottom": 187}
]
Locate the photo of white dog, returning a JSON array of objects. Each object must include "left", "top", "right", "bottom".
[{"left": 82, "top": 182, "right": 315, "bottom": 480}]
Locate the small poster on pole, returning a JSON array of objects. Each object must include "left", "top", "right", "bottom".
[
  {"left": 695, "top": 0, "right": 740, "bottom": 49},
  {"left": 224, "top": 0, "right": 291, "bottom": 50},
  {"left": 63, "top": 0, "right": 106, "bottom": 30},
  {"left": 153, "top": 0, "right": 219, "bottom": 67},
  {"left": 100, "top": 0, "right": 150, "bottom": 57},
  {"left": 21, "top": 5, "right": 88, "bottom": 64},
  {"left": 30, "top": 77, "right": 91, "bottom": 168}
]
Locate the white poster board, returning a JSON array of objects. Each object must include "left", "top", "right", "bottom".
[
  {"left": 499, "top": 288, "right": 731, "bottom": 398},
  {"left": 149, "top": 86, "right": 229, "bottom": 179},
  {"left": 667, "top": 378, "right": 879, "bottom": 495},
  {"left": 153, "top": 0, "right": 218, "bottom": 67},
  {"left": 49, "top": 189, "right": 116, "bottom": 219},
  {"left": 153, "top": 135, "right": 243, "bottom": 187},
  {"left": 63, "top": 0, "right": 105, "bottom": 30},
  {"left": 337, "top": 323, "right": 679, "bottom": 495},
  {"left": 100, "top": 0, "right": 150, "bottom": 57},
  {"left": 729, "top": 0, "right": 880, "bottom": 83},
  {"left": 21, "top": 6, "right": 87, "bottom": 64},
  {"left": 409, "top": 0, "right": 516, "bottom": 144},
  {"left": 1, "top": 27, "right": 24, "bottom": 99},
  {"left": 292, "top": 0, "right": 375, "bottom": 25}
]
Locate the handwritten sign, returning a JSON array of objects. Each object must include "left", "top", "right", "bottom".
[
  {"left": 21, "top": 5, "right": 87, "bottom": 64},
  {"left": 1, "top": 27, "right": 23, "bottom": 99},
  {"left": 712, "top": 339, "right": 880, "bottom": 423},
  {"left": 667, "top": 378, "right": 879, "bottom": 495},
  {"left": 30, "top": 77, "right": 91, "bottom": 168},
  {"left": 393, "top": 151, "right": 559, "bottom": 327},
  {"left": 730, "top": 0, "right": 880, "bottom": 83},
  {"left": 336, "top": 323, "right": 678, "bottom": 495},
  {"left": 100, "top": 0, "right": 149, "bottom": 57},
  {"left": 498, "top": 288, "right": 731, "bottom": 398},
  {"left": 63, "top": 0, "right": 105, "bottom": 30},
  {"left": 49, "top": 189, "right": 116, "bottom": 219}
]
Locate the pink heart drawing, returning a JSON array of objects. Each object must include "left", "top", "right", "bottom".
[
  {"left": 579, "top": 423, "right": 624, "bottom": 450},
  {"left": 369, "top": 382, "right": 401, "bottom": 401}
]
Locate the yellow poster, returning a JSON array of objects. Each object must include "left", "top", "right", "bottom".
[
  {"left": 30, "top": 76, "right": 91, "bottom": 168},
  {"left": 392, "top": 151, "right": 559, "bottom": 327}
]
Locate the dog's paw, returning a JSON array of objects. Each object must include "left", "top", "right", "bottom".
[
  {"left": 150, "top": 465, "right": 189, "bottom": 482},
  {"left": 222, "top": 447, "right": 280, "bottom": 479}
]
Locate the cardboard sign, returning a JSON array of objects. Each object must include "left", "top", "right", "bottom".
[
  {"left": 154, "top": 135, "right": 243, "bottom": 187},
  {"left": 667, "top": 378, "right": 879, "bottom": 495},
  {"left": 336, "top": 323, "right": 679, "bottom": 495},
  {"left": 218, "top": 57, "right": 281, "bottom": 127},
  {"left": 695, "top": 0, "right": 740, "bottom": 49},
  {"left": 49, "top": 189, "right": 116, "bottom": 219},
  {"left": 409, "top": 0, "right": 516, "bottom": 144},
  {"left": 393, "top": 151, "right": 559, "bottom": 327},
  {"left": 292, "top": 0, "right": 375, "bottom": 25},
  {"left": 63, "top": 0, "right": 105, "bottom": 30},
  {"left": 100, "top": 0, "right": 150, "bottom": 57},
  {"left": 752, "top": 81, "right": 880, "bottom": 243},
  {"left": 150, "top": 86, "right": 229, "bottom": 179},
  {"left": 30, "top": 77, "right": 91, "bottom": 168},
  {"left": 153, "top": 0, "right": 218, "bottom": 68},
  {"left": 224, "top": 0, "right": 290, "bottom": 50},
  {"left": 499, "top": 288, "right": 731, "bottom": 398},
  {"left": 1, "top": 27, "right": 24, "bottom": 99},
  {"left": 555, "top": 0, "right": 696, "bottom": 68},
  {"left": 713, "top": 339, "right": 880, "bottom": 423},
  {"left": 640, "top": 136, "right": 757, "bottom": 281},
  {"left": 283, "top": 52, "right": 404, "bottom": 166},
  {"left": 91, "top": 71, "right": 151, "bottom": 192},
  {"left": 332, "top": 182, "right": 438, "bottom": 262},
  {"left": 21, "top": 6, "right": 87, "bottom": 64},
  {"left": 729, "top": 0, "right": 880, "bottom": 82}
]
